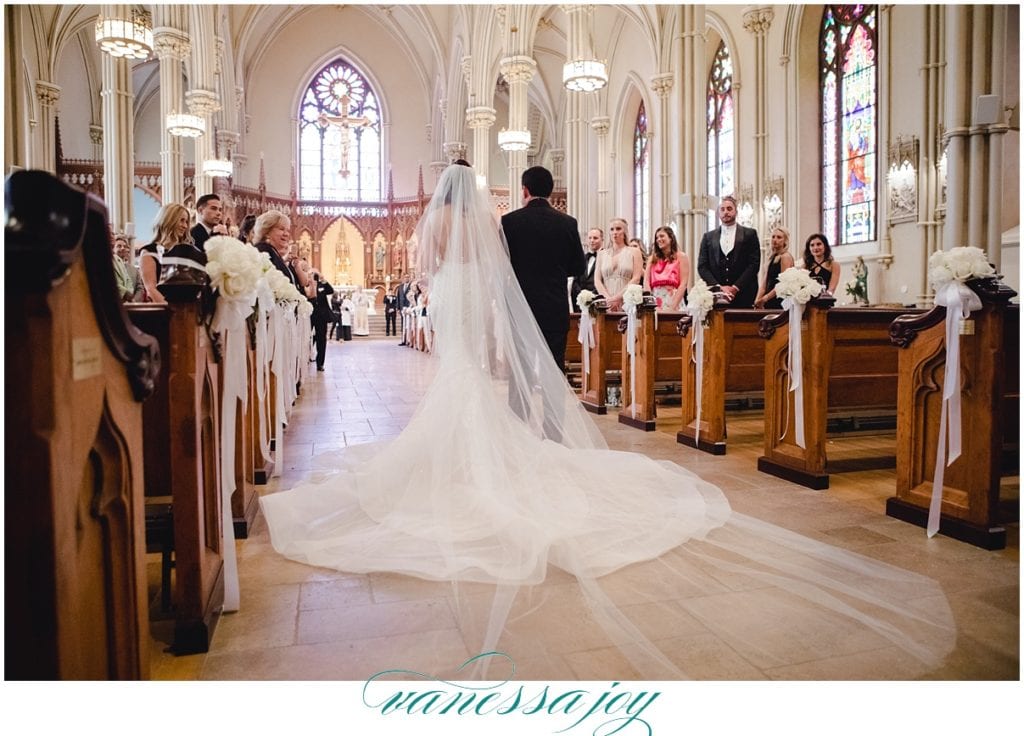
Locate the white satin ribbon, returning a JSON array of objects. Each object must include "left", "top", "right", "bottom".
[
  {"left": 928, "top": 281, "right": 982, "bottom": 537},
  {"left": 686, "top": 306, "right": 706, "bottom": 444},
  {"left": 625, "top": 303, "right": 638, "bottom": 418},
  {"left": 578, "top": 309, "right": 595, "bottom": 379},
  {"left": 268, "top": 303, "right": 288, "bottom": 478},
  {"left": 781, "top": 298, "right": 808, "bottom": 448},
  {"left": 210, "top": 292, "right": 257, "bottom": 613},
  {"left": 254, "top": 285, "right": 273, "bottom": 461}
]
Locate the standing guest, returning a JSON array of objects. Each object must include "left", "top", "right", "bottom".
[
  {"left": 384, "top": 289, "right": 398, "bottom": 336},
  {"left": 112, "top": 233, "right": 143, "bottom": 302},
  {"left": 253, "top": 211, "right": 298, "bottom": 286},
  {"left": 697, "top": 195, "right": 761, "bottom": 308},
  {"left": 571, "top": 227, "right": 603, "bottom": 312},
  {"left": 238, "top": 214, "right": 257, "bottom": 245},
  {"left": 396, "top": 272, "right": 413, "bottom": 344},
  {"left": 310, "top": 272, "right": 335, "bottom": 372},
  {"left": 191, "top": 194, "right": 228, "bottom": 251},
  {"left": 594, "top": 218, "right": 643, "bottom": 311},
  {"left": 754, "top": 227, "right": 796, "bottom": 309},
  {"left": 329, "top": 292, "right": 343, "bottom": 341},
  {"left": 139, "top": 203, "right": 191, "bottom": 303},
  {"left": 645, "top": 226, "right": 689, "bottom": 311},
  {"left": 802, "top": 232, "right": 841, "bottom": 295}
]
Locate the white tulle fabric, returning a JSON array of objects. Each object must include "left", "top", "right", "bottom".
[{"left": 261, "top": 165, "right": 954, "bottom": 678}]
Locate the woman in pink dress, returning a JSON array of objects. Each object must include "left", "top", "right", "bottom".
[{"left": 645, "top": 225, "right": 689, "bottom": 311}]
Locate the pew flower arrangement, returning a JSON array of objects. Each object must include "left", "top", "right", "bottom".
[
  {"left": 297, "top": 299, "right": 314, "bottom": 320},
  {"left": 927, "top": 246, "right": 995, "bottom": 289},
  {"left": 924, "top": 246, "right": 996, "bottom": 539},
  {"left": 622, "top": 284, "right": 645, "bottom": 309},
  {"left": 775, "top": 268, "right": 825, "bottom": 305},
  {"left": 205, "top": 236, "right": 264, "bottom": 299},
  {"left": 576, "top": 289, "right": 598, "bottom": 315},
  {"left": 685, "top": 279, "right": 715, "bottom": 325},
  {"left": 576, "top": 289, "right": 600, "bottom": 378}
]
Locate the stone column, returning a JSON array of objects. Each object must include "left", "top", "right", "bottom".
[
  {"left": 743, "top": 6, "right": 774, "bottom": 235},
  {"left": 674, "top": 4, "right": 707, "bottom": 269},
  {"left": 100, "top": 52, "right": 134, "bottom": 233},
  {"left": 942, "top": 5, "right": 969, "bottom": 251},
  {"left": 188, "top": 4, "right": 220, "bottom": 198},
  {"left": 650, "top": 72, "right": 674, "bottom": 229},
  {"left": 500, "top": 55, "right": 536, "bottom": 210},
  {"left": 34, "top": 81, "right": 60, "bottom": 173},
  {"left": 465, "top": 105, "right": 496, "bottom": 185},
  {"left": 153, "top": 30, "right": 189, "bottom": 205},
  {"left": 548, "top": 148, "right": 565, "bottom": 189},
  {"left": 590, "top": 116, "right": 611, "bottom": 228}
]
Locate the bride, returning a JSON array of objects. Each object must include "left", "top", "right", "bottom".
[{"left": 260, "top": 163, "right": 954, "bottom": 679}]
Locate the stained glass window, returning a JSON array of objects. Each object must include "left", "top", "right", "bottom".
[
  {"left": 299, "top": 59, "right": 382, "bottom": 202},
  {"left": 820, "top": 5, "right": 877, "bottom": 245},
  {"left": 707, "top": 41, "right": 735, "bottom": 226},
  {"left": 633, "top": 101, "right": 650, "bottom": 247}
]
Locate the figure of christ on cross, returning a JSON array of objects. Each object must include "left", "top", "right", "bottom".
[{"left": 318, "top": 93, "right": 372, "bottom": 178}]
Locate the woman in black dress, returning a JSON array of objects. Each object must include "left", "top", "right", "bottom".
[
  {"left": 802, "top": 232, "right": 841, "bottom": 294},
  {"left": 139, "top": 203, "right": 191, "bottom": 303},
  {"left": 754, "top": 226, "right": 795, "bottom": 309}
]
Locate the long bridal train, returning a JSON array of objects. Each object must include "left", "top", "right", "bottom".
[{"left": 260, "top": 165, "right": 955, "bottom": 679}]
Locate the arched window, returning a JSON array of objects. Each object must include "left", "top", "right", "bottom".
[
  {"left": 820, "top": 5, "right": 877, "bottom": 245},
  {"left": 633, "top": 101, "right": 650, "bottom": 247},
  {"left": 299, "top": 58, "right": 382, "bottom": 202},
  {"left": 706, "top": 41, "right": 735, "bottom": 225}
]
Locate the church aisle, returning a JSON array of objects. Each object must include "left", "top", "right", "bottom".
[{"left": 149, "top": 339, "right": 1018, "bottom": 681}]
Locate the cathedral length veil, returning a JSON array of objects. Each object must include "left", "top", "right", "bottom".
[{"left": 260, "top": 164, "right": 955, "bottom": 679}]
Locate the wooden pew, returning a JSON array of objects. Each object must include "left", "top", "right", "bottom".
[
  {"left": 617, "top": 304, "right": 684, "bottom": 430},
  {"left": 676, "top": 306, "right": 770, "bottom": 453},
  {"left": 248, "top": 320, "right": 274, "bottom": 484},
  {"left": 886, "top": 279, "right": 1018, "bottom": 549},
  {"left": 579, "top": 302, "right": 625, "bottom": 413},
  {"left": 565, "top": 312, "right": 582, "bottom": 386},
  {"left": 757, "top": 299, "right": 924, "bottom": 489},
  {"left": 126, "top": 281, "right": 225, "bottom": 654},
  {"left": 6, "top": 170, "right": 159, "bottom": 679}
]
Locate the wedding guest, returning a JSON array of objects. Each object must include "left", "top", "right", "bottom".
[
  {"left": 645, "top": 226, "right": 689, "bottom": 311},
  {"left": 238, "top": 214, "right": 257, "bottom": 245},
  {"left": 253, "top": 211, "right": 298, "bottom": 286},
  {"left": 571, "top": 228, "right": 603, "bottom": 312},
  {"left": 112, "top": 233, "right": 143, "bottom": 302},
  {"left": 802, "top": 232, "right": 841, "bottom": 295},
  {"left": 396, "top": 273, "right": 413, "bottom": 344},
  {"left": 384, "top": 289, "right": 398, "bottom": 336},
  {"left": 311, "top": 272, "right": 335, "bottom": 372},
  {"left": 594, "top": 218, "right": 643, "bottom": 310},
  {"left": 191, "top": 194, "right": 228, "bottom": 251},
  {"left": 139, "top": 203, "right": 191, "bottom": 303},
  {"left": 755, "top": 227, "right": 796, "bottom": 309},
  {"left": 696, "top": 195, "right": 761, "bottom": 308}
]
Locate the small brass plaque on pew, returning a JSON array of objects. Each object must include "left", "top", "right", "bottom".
[
  {"left": 959, "top": 318, "right": 975, "bottom": 336},
  {"left": 72, "top": 337, "right": 103, "bottom": 380}
]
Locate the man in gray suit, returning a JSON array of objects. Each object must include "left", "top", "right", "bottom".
[{"left": 697, "top": 195, "right": 761, "bottom": 308}]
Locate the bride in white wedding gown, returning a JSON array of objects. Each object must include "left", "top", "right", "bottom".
[{"left": 261, "top": 163, "right": 954, "bottom": 679}]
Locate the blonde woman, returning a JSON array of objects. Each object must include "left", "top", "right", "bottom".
[
  {"left": 139, "top": 203, "right": 191, "bottom": 303},
  {"left": 594, "top": 217, "right": 643, "bottom": 310},
  {"left": 754, "top": 226, "right": 796, "bottom": 309}
]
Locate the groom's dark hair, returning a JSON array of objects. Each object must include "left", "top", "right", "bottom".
[{"left": 522, "top": 166, "right": 554, "bottom": 198}]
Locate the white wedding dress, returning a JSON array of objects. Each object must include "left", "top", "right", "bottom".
[{"left": 261, "top": 165, "right": 954, "bottom": 678}]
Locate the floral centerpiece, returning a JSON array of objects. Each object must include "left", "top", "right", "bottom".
[{"left": 775, "top": 268, "right": 825, "bottom": 305}]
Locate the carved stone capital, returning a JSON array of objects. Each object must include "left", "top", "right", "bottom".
[
  {"left": 430, "top": 161, "right": 447, "bottom": 177},
  {"left": 186, "top": 88, "right": 220, "bottom": 116},
  {"left": 650, "top": 72, "right": 674, "bottom": 98},
  {"left": 442, "top": 141, "right": 467, "bottom": 162},
  {"left": 34, "top": 81, "right": 61, "bottom": 106},
  {"left": 590, "top": 115, "right": 611, "bottom": 136},
  {"left": 89, "top": 124, "right": 103, "bottom": 145},
  {"left": 499, "top": 56, "right": 537, "bottom": 85},
  {"left": 153, "top": 30, "right": 191, "bottom": 61},
  {"left": 742, "top": 6, "right": 775, "bottom": 35},
  {"left": 465, "top": 106, "right": 497, "bottom": 129},
  {"left": 548, "top": 148, "right": 565, "bottom": 164}
]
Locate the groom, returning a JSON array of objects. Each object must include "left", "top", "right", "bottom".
[{"left": 502, "top": 166, "right": 585, "bottom": 371}]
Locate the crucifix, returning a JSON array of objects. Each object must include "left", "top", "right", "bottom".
[{"left": 318, "top": 93, "right": 371, "bottom": 178}]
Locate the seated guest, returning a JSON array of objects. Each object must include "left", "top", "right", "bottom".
[
  {"left": 645, "top": 226, "right": 689, "bottom": 311},
  {"left": 139, "top": 203, "right": 191, "bottom": 304},
  {"left": 594, "top": 218, "right": 643, "bottom": 310},
  {"left": 253, "top": 211, "right": 298, "bottom": 286},
  {"left": 238, "top": 214, "right": 257, "bottom": 245},
  {"left": 191, "top": 194, "right": 227, "bottom": 251},
  {"left": 755, "top": 227, "right": 796, "bottom": 309},
  {"left": 802, "top": 232, "right": 841, "bottom": 295}
]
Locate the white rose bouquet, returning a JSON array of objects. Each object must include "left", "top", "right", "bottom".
[
  {"left": 685, "top": 279, "right": 715, "bottom": 325},
  {"left": 297, "top": 299, "right": 314, "bottom": 319},
  {"left": 576, "top": 288, "right": 598, "bottom": 314},
  {"left": 266, "top": 268, "right": 304, "bottom": 306},
  {"left": 205, "top": 236, "right": 263, "bottom": 299},
  {"left": 928, "top": 246, "right": 995, "bottom": 289},
  {"left": 621, "top": 284, "right": 645, "bottom": 310},
  {"left": 776, "top": 268, "right": 825, "bottom": 305}
]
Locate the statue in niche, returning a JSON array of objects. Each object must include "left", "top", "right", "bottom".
[
  {"left": 374, "top": 240, "right": 386, "bottom": 272},
  {"left": 845, "top": 256, "right": 869, "bottom": 306}
]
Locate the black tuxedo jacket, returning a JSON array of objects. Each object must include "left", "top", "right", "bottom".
[
  {"left": 697, "top": 225, "right": 761, "bottom": 309},
  {"left": 384, "top": 294, "right": 398, "bottom": 314},
  {"left": 501, "top": 199, "right": 585, "bottom": 335},
  {"left": 570, "top": 250, "right": 600, "bottom": 309},
  {"left": 191, "top": 223, "right": 212, "bottom": 252},
  {"left": 312, "top": 280, "right": 335, "bottom": 324},
  {"left": 255, "top": 241, "right": 299, "bottom": 287},
  {"left": 396, "top": 282, "right": 411, "bottom": 309}
]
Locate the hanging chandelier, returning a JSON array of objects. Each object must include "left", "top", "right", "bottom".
[
  {"left": 497, "top": 128, "right": 531, "bottom": 152},
  {"left": 563, "top": 59, "right": 608, "bottom": 93},
  {"left": 95, "top": 8, "right": 153, "bottom": 60},
  {"left": 166, "top": 113, "right": 206, "bottom": 138},
  {"left": 202, "top": 159, "right": 234, "bottom": 178}
]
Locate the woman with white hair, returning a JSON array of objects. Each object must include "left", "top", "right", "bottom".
[{"left": 253, "top": 210, "right": 297, "bottom": 286}]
